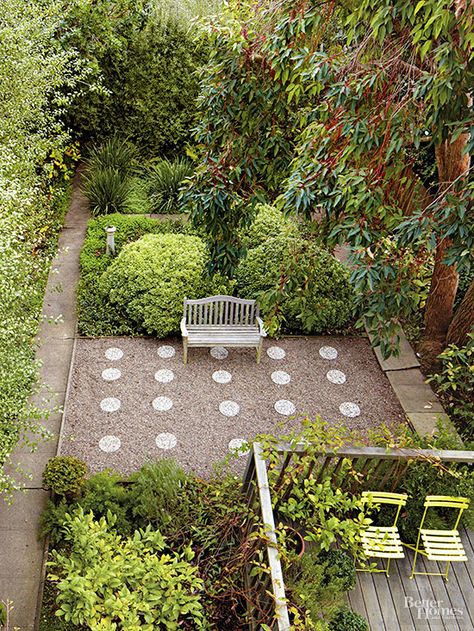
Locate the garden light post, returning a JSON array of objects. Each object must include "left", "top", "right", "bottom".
[{"left": 105, "top": 225, "right": 116, "bottom": 255}]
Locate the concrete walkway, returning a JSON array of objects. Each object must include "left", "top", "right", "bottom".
[{"left": 0, "top": 172, "right": 89, "bottom": 630}]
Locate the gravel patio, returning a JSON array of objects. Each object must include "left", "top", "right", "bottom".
[{"left": 59, "top": 335, "right": 406, "bottom": 477}]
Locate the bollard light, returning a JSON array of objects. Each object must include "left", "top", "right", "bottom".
[{"left": 105, "top": 225, "right": 116, "bottom": 255}]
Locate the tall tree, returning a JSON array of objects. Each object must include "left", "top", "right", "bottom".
[{"left": 187, "top": 0, "right": 473, "bottom": 366}]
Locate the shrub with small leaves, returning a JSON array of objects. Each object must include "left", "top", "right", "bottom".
[
  {"left": 42, "top": 456, "right": 87, "bottom": 497},
  {"left": 242, "top": 204, "right": 299, "bottom": 250},
  {"left": 329, "top": 607, "right": 368, "bottom": 631}
]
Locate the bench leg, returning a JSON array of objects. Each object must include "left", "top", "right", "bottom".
[
  {"left": 256, "top": 340, "right": 263, "bottom": 364},
  {"left": 183, "top": 338, "right": 188, "bottom": 365}
]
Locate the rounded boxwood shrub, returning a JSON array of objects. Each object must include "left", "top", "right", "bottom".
[
  {"left": 99, "top": 233, "right": 214, "bottom": 336},
  {"left": 42, "top": 456, "right": 87, "bottom": 497},
  {"left": 329, "top": 607, "right": 369, "bottom": 631},
  {"left": 318, "top": 549, "right": 356, "bottom": 591},
  {"left": 235, "top": 234, "right": 353, "bottom": 334},
  {"left": 242, "top": 204, "right": 299, "bottom": 250}
]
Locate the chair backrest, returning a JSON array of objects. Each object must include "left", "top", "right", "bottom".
[
  {"left": 183, "top": 295, "right": 259, "bottom": 326},
  {"left": 421, "top": 495, "right": 470, "bottom": 531},
  {"left": 362, "top": 491, "right": 408, "bottom": 506}
]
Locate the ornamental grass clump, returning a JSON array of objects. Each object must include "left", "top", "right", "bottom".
[{"left": 147, "top": 157, "right": 193, "bottom": 213}]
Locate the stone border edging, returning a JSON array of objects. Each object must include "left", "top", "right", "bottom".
[{"left": 367, "top": 327, "right": 455, "bottom": 437}]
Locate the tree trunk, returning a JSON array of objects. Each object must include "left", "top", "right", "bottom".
[
  {"left": 446, "top": 277, "right": 474, "bottom": 347},
  {"left": 419, "top": 133, "right": 470, "bottom": 366}
]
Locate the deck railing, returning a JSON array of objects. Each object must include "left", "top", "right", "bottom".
[{"left": 241, "top": 442, "right": 474, "bottom": 630}]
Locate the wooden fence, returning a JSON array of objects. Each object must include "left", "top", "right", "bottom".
[{"left": 241, "top": 442, "right": 474, "bottom": 630}]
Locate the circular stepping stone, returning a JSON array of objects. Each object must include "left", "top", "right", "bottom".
[
  {"left": 271, "top": 370, "right": 291, "bottom": 385},
  {"left": 152, "top": 396, "right": 173, "bottom": 412},
  {"left": 326, "top": 369, "right": 346, "bottom": 385},
  {"left": 219, "top": 400, "right": 240, "bottom": 417},
  {"left": 157, "top": 345, "right": 175, "bottom": 359},
  {"left": 155, "top": 433, "right": 177, "bottom": 450},
  {"left": 228, "top": 438, "right": 249, "bottom": 455},
  {"left": 99, "top": 435, "right": 121, "bottom": 453},
  {"left": 105, "top": 347, "right": 123, "bottom": 361},
  {"left": 154, "top": 369, "right": 174, "bottom": 383},
  {"left": 210, "top": 347, "right": 228, "bottom": 360},
  {"left": 267, "top": 346, "right": 286, "bottom": 360},
  {"left": 100, "top": 397, "right": 121, "bottom": 412},
  {"left": 319, "top": 346, "right": 338, "bottom": 360},
  {"left": 212, "top": 370, "right": 232, "bottom": 384},
  {"left": 274, "top": 399, "right": 296, "bottom": 415},
  {"left": 339, "top": 402, "right": 361, "bottom": 418},
  {"left": 102, "top": 368, "right": 121, "bottom": 381}
]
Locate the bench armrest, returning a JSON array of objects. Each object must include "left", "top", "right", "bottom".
[
  {"left": 256, "top": 317, "right": 267, "bottom": 337},
  {"left": 180, "top": 316, "right": 188, "bottom": 337}
]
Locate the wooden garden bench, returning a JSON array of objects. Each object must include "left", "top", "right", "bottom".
[{"left": 181, "top": 295, "right": 267, "bottom": 364}]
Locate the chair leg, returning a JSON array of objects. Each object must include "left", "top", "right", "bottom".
[
  {"left": 386, "top": 558, "right": 391, "bottom": 577},
  {"left": 256, "top": 340, "right": 262, "bottom": 364},
  {"left": 183, "top": 339, "right": 188, "bottom": 365},
  {"left": 444, "top": 561, "right": 451, "bottom": 581},
  {"left": 410, "top": 548, "right": 419, "bottom": 579}
]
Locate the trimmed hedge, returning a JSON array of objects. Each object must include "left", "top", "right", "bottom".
[
  {"left": 235, "top": 234, "right": 354, "bottom": 334},
  {"left": 99, "top": 233, "right": 221, "bottom": 337},
  {"left": 77, "top": 214, "right": 192, "bottom": 336}
]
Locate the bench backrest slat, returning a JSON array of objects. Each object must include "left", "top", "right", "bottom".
[{"left": 184, "top": 295, "right": 259, "bottom": 326}]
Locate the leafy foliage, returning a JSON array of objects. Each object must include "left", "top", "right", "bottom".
[
  {"left": 428, "top": 333, "right": 474, "bottom": 439},
  {"left": 60, "top": 0, "right": 210, "bottom": 157},
  {"left": 42, "top": 457, "right": 87, "bottom": 497},
  {"left": 48, "top": 507, "right": 207, "bottom": 629},
  {"left": 328, "top": 607, "right": 368, "bottom": 631},
  {"left": 241, "top": 204, "right": 299, "bottom": 250},
  {"left": 77, "top": 214, "right": 192, "bottom": 336},
  {"left": 147, "top": 158, "right": 193, "bottom": 214},
  {"left": 99, "top": 233, "right": 225, "bottom": 337},
  {"left": 82, "top": 167, "right": 132, "bottom": 216},
  {"left": 235, "top": 235, "right": 354, "bottom": 335},
  {"left": 0, "top": 0, "right": 82, "bottom": 497}
]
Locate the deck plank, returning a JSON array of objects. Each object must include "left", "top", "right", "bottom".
[
  {"left": 357, "top": 572, "right": 387, "bottom": 630},
  {"left": 348, "top": 572, "right": 369, "bottom": 622}
]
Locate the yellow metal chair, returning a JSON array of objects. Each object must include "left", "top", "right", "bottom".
[
  {"left": 408, "top": 495, "right": 470, "bottom": 581},
  {"left": 358, "top": 491, "right": 408, "bottom": 577}
]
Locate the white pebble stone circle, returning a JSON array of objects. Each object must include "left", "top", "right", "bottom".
[
  {"left": 228, "top": 438, "right": 249, "bottom": 455},
  {"left": 271, "top": 370, "right": 291, "bottom": 385},
  {"left": 326, "top": 369, "right": 346, "bottom": 385},
  {"left": 99, "top": 435, "right": 121, "bottom": 453},
  {"left": 210, "top": 346, "right": 229, "bottom": 360},
  {"left": 155, "top": 433, "right": 177, "bottom": 450},
  {"left": 212, "top": 370, "right": 232, "bottom": 384},
  {"left": 105, "top": 347, "right": 123, "bottom": 361},
  {"left": 101, "top": 368, "right": 121, "bottom": 381},
  {"left": 219, "top": 400, "right": 240, "bottom": 417},
  {"left": 154, "top": 369, "right": 174, "bottom": 383},
  {"left": 339, "top": 402, "right": 361, "bottom": 418},
  {"left": 152, "top": 396, "right": 173, "bottom": 412},
  {"left": 157, "top": 345, "right": 176, "bottom": 359},
  {"left": 267, "top": 346, "right": 286, "bottom": 360},
  {"left": 274, "top": 399, "right": 296, "bottom": 416},
  {"left": 100, "top": 397, "right": 121, "bottom": 412},
  {"left": 319, "top": 346, "right": 338, "bottom": 360}
]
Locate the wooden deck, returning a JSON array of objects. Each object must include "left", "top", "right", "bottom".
[{"left": 348, "top": 529, "right": 474, "bottom": 631}]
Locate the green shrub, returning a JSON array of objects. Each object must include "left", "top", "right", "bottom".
[
  {"left": 61, "top": 2, "right": 209, "bottom": 156},
  {"left": 242, "top": 204, "right": 299, "bottom": 249},
  {"left": 42, "top": 457, "right": 87, "bottom": 497},
  {"left": 329, "top": 607, "right": 368, "bottom": 631},
  {"left": 80, "top": 470, "right": 131, "bottom": 536},
  {"left": 85, "top": 136, "right": 139, "bottom": 176},
  {"left": 317, "top": 549, "right": 356, "bottom": 591},
  {"left": 147, "top": 158, "right": 193, "bottom": 213},
  {"left": 428, "top": 334, "right": 474, "bottom": 438},
  {"left": 82, "top": 166, "right": 131, "bottom": 216},
  {"left": 124, "top": 176, "right": 152, "bottom": 215},
  {"left": 39, "top": 498, "right": 72, "bottom": 546},
  {"left": 99, "top": 233, "right": 222, "bottom": 337},
  {"left": 235, "top": 235, "right": 354, "bottom": 335},
  {"left": 48, "top": 508, "right": 206, "bottom": 628},
  {"left": 77, "top": 213, "right": 192, "bottom": 336},
  {"left": 127, "top": 460, "right": 192, "bottom": 533}
]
